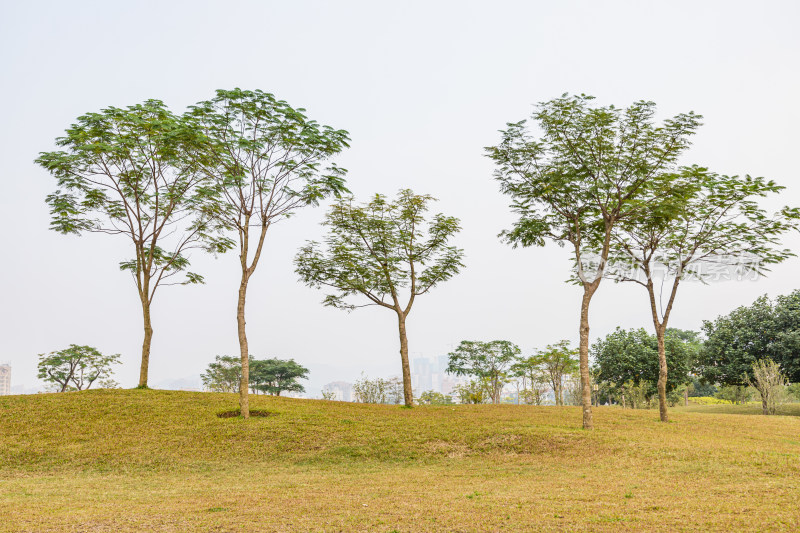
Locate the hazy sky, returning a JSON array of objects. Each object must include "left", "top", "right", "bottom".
[{"left": 2, "top": 1, "right": 799, "bottom": 395}]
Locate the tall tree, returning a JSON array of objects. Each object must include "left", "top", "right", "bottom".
[
  {"left": 295, "top": 190, "right": 464, "bottom": 406},
  {"left": 37, "top": 345, "right": 120, "bottom": 392},
  {"left": 445, "top": 340, "right": 520, "bottom": 404},
  {"left": 607, "top": 167, "right": 800, "bottom": 421},
  {"left": 36, "top": 100, "right": 228, "bottom": 387},
  {"left": 486, "top": 94, "right": 701, "bottom": 428},
  {"left": 186, "top": 89, "right": 349, "bottom": 418}
]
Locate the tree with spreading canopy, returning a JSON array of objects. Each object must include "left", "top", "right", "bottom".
[
  {"left": 38, "top": 345, "right": 120, "bottom": 392},
  {"left": 445, "top": 340, "right": 520, "bottom": 404},
  {"left": 606, "top": 166, "right": 800, "bottom": 421},
  {"left": 295, "top": 189, "right": 464, "bottom": 406},
  {"left": 486, "top": 94, "right": 701, "bottom": 428},
  {"left": 249, "top": 358, "right": 309, "bottom": 396},
  {"left": 699, "top": 290, "right": 800, "bottom": 408},
  {"left": 186, "top": 89, "right": 349, "bottom": 418},
  {"left": 201, "top": 355, "right": 242, "bottom": 393},
  {"left": 592, "top": 328, "right": 694, "bottom": 407},
  {"left": 517, "top": 340, "right": 578, "bottom": 406},
  {"left": 36, "top": 100, "right": 230, "bottom": 387}
]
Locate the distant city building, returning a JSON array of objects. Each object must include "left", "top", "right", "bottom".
[
  {"left": 0, "top": 364, "right": 11, "bottom": 396},
  {"left": 323, "top": 381, "right": 353, "bottom": 402},
  {"left": 411, "top": 355, "right": 464, "bottom": 396}
]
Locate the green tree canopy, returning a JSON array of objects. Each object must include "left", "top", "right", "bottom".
[
  {"left": 606, "top": 166, "right": 800, "bottom": 421},
  {"left": 36, "top": 100, "right": 230, "bottom": 387},
  {"left": 201, "top": 355, "right": 242, "bottom": 393},
  {"left": 446, "top": 340, "right": 520, "bottom": 404},
  {"left": 486, "top": 94, "right": 701, "bottom": 429},
  {"left": 699, "top": 290, "right": 800, "bottom": 385},
  {"left": 295, "top": 189, "right": 464, "bottom": 406},
  {"left": 592, "top": 328, "right": 694, "bottom": 399},
  {"left": 514, "top": 340, "right": 578, "bottom": 406},
  {"left": 37, "top": 345, "right": 120, "bottom": 393},
  {"left": 186, "top": 88, "right": 349, "bottom": 418},
  {"left": 250, "top": 358, "right": 309, "bottom": 396}
]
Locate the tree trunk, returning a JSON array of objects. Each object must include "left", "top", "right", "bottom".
[
  {"left": 761, "top": 392, "right": 769, "bottom": 415},
  {"left": 138, "top": 295, "right": 153, "bottom": 388},
  {"left": 684, "top": 387, "right": 688, "bottom": 407},
  {"left": 396, "top": 312, "right": 413, "bottom": 407},
  {"left": 578, "top": 287, "right": 595, "bottom": 430},
  {"left": 656, "top": 325, "right": 669, "bottom": 422},
  {"left": 238, "top": 275, "right": 250, "bottom": 419}
]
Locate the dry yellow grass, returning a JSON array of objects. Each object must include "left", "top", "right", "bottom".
[{"left": 1, "top": 389, "right": 799, "bottom": 532}]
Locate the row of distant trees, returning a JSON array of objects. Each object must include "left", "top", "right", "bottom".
[{"left": 38, "top": 90, "right": 800, "bottom": 426}]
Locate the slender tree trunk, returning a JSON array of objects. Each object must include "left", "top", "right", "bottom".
[
  {"left": 238, "top": 274, "right": 250, "bottom": 419},
  {"left": 684, "top": 387, "right": 688, "bottom": 406},
  {"left": 761, "top": 392, "right": 769, "bottom": 415},
  {"left": 396, "top": 312, "right": 413, "bottom": 407},
  {"left": 579, "top": 287, "right": 596, "bottom": 429},
  {"left": 655, "top": 326, "right": 669, "bottom": 422},
  {"left": 138, "top": 294, "right": 153, "bottom": 388}
]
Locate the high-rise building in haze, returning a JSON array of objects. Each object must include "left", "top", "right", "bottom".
[{"left": 0, "top": 364, "right": 11, "bottom": 396}]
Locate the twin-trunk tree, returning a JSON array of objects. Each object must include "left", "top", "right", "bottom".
[
  {"left": 486, "top": 94, "right": 701, "bottom": 429},
  {"left": 295, "top": 190, "right": 464, "bottom": 407},
  {"left": 36, "top": 100, "right": 231, "bottom": 387},
  {"left": 187, "top": 88, "right": 349, "bottom": 419},
  {"left": 608, "top": 167, "right": 800, "bottom": 421}
]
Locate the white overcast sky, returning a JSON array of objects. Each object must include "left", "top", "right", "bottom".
[{"left": 1, "top": 0, "right": 799, "bottom": 394}]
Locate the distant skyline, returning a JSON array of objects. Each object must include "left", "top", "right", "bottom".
[{"left": 2, "top": 1, "right": 799, "bottom": 395}]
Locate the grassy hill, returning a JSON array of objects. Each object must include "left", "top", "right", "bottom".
[{"left": 1, "top": 390, "right": 799, "bottom": 532}]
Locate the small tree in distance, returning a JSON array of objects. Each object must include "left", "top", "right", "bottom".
[
  {"left": 38, "top": 345, "right": 120, "bottom": 392},
  {"left": 446, "top": 340, "right": 520, "bottom": 404},
  {"left": 250, "top": 358, "right": 309, "bottom": 396},
  {"left": 522, "top": 340, "right": 578, "bottom": 406},
  {"left": 201, "top": 355, "right": 242, "bottom": 393},
  {"left": 295, "top": 190, "right": 464, "bottom": 407},
  {"left": 746, "top": 359, "right": 788, "bottom": 415}
]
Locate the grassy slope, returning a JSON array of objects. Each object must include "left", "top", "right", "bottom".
[{"left": 1, "top": 390, "right": 799, "bottom": 532}]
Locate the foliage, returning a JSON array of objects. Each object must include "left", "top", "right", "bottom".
[
  {"left": 746, "top": 358, "right": 788, "bottom": 415},
  {"left": 699, "top": 290, "right": 800, "bottom": 386},
  {"left": 687, "top": 396, "right": 735, "bottom": 405},
  {"left": 201, "top": 355, "right": 242, "bottom": 393},
  {"left": 321, "top": 390, "right": 337, "bottom": 401},
  {"left": 593, "top": 328, "right": 693, "bottom": 403},
  {"left": 789, "top": 383, "right": 800, "bottom": 401},
  {"left": 452, "top": 379, "right": 490, "bottom": 404},
  {"left": 687, "top": 376, "right": 717, "bottom": 397},
  {"left": 296, "top": 189, "right": 464, "bottom": 406},
  {"left": 486, "top": 94, "right": 701, "bottom": 428},
  {"left": 416, "top": 390, "right": 454, "bottom": 405},
  {"left": 714, "top": 385, "right": 753, "bottom": 405},
  {"left": 517, "top": 340, "right": 578, "bottom": 406},
  {"left": 352, "top": 374, "right": 404, "bottom": 405},
  {"left": 37, "top": 345, "right": 120, "bottom": 393},
  {"left": 249, "top": 358, "right": 309, "bottom": 396},
  {"left": 446, "top": 340, "right": 520, "bottom": 404},
  {"left": 36, "top": 99, "right": 233, "bottom": 387}
]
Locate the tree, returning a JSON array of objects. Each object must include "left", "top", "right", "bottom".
[
  {"left": 36, "top": 100, "right": 229, "bottom": 388},
  {"left": 201, "top": 355, "right": 242, "bottom": 393},
  {"left": 452, "top": 379, "right": 490, "bottom": 404},
  {"left": 607, "top": 167, "right": 800, "bottom": 421},
  {"left": 486, "top": 94, "right": 701, "bottom": 429},
  {"left": 445, "top": 340, "right": 520, "bottom": 404},
  {"left": 38, "top": 345, "right": 120, "bottom": 392},
  {"left": 520, "top": 340, "right": 578, "bottom": 406},
  {"left": 746, "top": 359, "right": 788, "bottom": 415},
  {"left": 295, "top": 190, "right": 464, "bottom": 406},
  {"left": 416, "top": 390, "right": 454, "bottom": 405},
  {"left": 187, "top": 88, "right": 349, "bottom": 418},
  {"left": 592, "top": 328, "right": 692, "bottom": 406},
  {"left": 511, "top": 356, "right": 550, "bottom": 405},
  {"left": 249, "top": 358, "right": 309, "bottom": 396},
  {"left": 699, "top": 290, "right": 800, "bottom": 389}
]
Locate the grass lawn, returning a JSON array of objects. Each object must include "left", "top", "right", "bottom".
[{"left": 1, "top": 390, "right": 799, "bottom": 532}]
